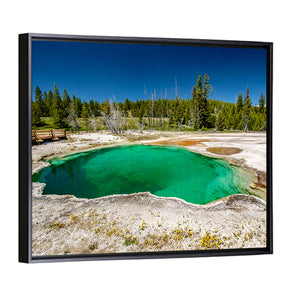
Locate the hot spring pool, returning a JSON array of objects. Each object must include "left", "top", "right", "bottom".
[{"left": 32, "top": 145, "right": 254, "bottom": 205}]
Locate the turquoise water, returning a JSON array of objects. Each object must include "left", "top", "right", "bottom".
[{"left": 32, "top": 145, "right": 253, "bottom": 205}]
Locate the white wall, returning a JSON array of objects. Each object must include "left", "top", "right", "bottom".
[{"left": 1, "top": 1, "right": 299, "bottom": 299}]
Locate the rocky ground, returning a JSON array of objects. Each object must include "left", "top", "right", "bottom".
[{"left": 31, "top": 130, "right": 267, "bottom": 256}]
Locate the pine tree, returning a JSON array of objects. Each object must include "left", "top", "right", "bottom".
[
  {"left": 177, "top": 99, "right": 186, "bottom": 130},
  {"left": 43, "top": 91, "right": 49, "bottom": 116},
  {"left": 168, "top": 100, "right": 177, "bottom": 128},
  {"left": 183, "top": 102, "right": 191, "bottom": 126},
  {"left": 62, "top": 89, "right": 71, "bottom": 111},
  {"left": 169, "top": 98, "right": 184, "bottom": 129},
  {"left": 195, "top": 75, "right": 203, "bottom": 129},
  {"left": 201, "top": 74, "right": 212, "bottom": 128},
  {"left": 74, "top": 96, "right": 82, "bottom": 118},
  {"left": 32, "top": 100, "right": 42, "bottom": 127},
  {"left": 259, "top": 92, "right": 265, "bottom": 113},
  {"left": 88, "top": 100, "right": 96, "bottom": 117},
  {"left": 236, "top": 93, "right": 243, "bottom": 112},
  {"left": 81, "top": 102, "right": 90, "bottom": 132},
  {"left": 192, "top": 74, "right": 211, "bottom": 130},
  {"left": 137, "top": 105, "right": 145, "bottom": 133},
  {"left": 34, "top": 86, "right": 45, "bottom": 118},
  {"left": 93, "top": 100, "right": 101, "bottom": 116},
  {"left": 203, "top": 74, "right": 212, "bottom": 99},
  {"left": 243, "top": 88, "right": 252, "bottom": 131},
  {"left": 45, "top": 90, "right": 53, "bottom": 117},
  {"left": 123, "top": 98, "right": 131, "bottom": 117},
  {"left": 52, "top": 84, "right": 66, "bottom": 128},
  {"left": 191, "top": 85, "right": 198, "bottom": 130},
  {"left": 215, "top": 106, "right": 225, "bottom": 131}
]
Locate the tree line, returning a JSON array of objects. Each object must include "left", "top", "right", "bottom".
[{"left": 32, "top": 75, "right": 266, "bottom": 132}]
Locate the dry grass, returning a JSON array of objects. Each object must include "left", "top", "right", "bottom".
[{"left": 34, "top": 205, "right": 266, "bottom": 255}]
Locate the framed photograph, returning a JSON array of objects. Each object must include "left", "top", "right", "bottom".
[{"left": 19, "top": 33, "right": 273, "bottom": 263}]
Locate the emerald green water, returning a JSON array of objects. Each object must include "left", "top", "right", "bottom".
[{"left": 32, "top": 145, "right": 253, "bottom": 205}]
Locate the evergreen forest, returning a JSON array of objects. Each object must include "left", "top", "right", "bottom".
[{"left": 32, "top": 74, "right": 267, "bottom": 132}]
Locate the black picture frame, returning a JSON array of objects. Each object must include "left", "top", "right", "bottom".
[{"left": 19, "top": 33, "right": 273, "bottom": 263}]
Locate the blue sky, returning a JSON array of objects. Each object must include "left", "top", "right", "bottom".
[{"left": 32, "top": 40, "right": 266, "bottom": 105}]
